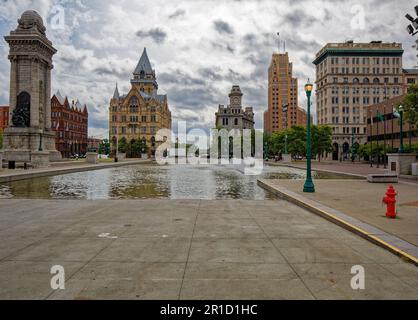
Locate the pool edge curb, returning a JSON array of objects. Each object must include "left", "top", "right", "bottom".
[{"left": 0, "top": 160, "right": 154, "bottom": 183}]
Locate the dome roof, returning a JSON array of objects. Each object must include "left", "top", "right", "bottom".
[{"left": 17, "top": 10, "right": 46, "bottom": 34}]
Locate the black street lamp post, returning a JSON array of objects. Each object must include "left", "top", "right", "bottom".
[{"left": 303, "top": 80, "right": 315, "bottom": 193}]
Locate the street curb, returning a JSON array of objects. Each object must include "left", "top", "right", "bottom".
[
  {"left": 0, "top": 160, "right": 154, "bottom": 183},
  {"left": 258, "top": 179, "right": 418, "bottom": 266}
]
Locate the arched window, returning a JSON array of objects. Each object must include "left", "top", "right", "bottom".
[
  {"left": 129, "top": 97, "right": 139, "bottom": 113},
  {"left": 140, "top": 70, "right": 145, "bottom": 79},
  {"left": 363, "top": 78, "right": 370, "bottom": 84},
  {"left": 234, "top": 118, "right": 239, "bottom": 126},
  {"left": 353, "top": 78, "right": 360, "bottom": 84},
  {"left": 373, "top": 78, "right": 380, "bottom": 84}
]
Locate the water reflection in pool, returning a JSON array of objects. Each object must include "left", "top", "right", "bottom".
[{"left": 0, "top": 164, "right": 348, "bottom": 200}]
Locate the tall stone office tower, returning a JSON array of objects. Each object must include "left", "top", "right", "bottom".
[{"left": 2, "top": 10, "right": 61, "bottom": 166}]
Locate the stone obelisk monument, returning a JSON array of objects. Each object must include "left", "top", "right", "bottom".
[{"left": 1, "top": 10, "right": 61, "bottom": 168}]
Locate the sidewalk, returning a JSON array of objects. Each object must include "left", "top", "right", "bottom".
[
  {"left": 0, "top": 159, "right": 152, "bottom": 183},
  {"left": 258, "top": 179, "right": 418, "bottom": 265},
  {"left": 269, "top": 160, "right": 418, "bottom": 184}
]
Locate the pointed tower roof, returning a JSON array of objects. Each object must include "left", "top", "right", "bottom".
[
  {"left": 55, "top": 90, "right": 65, "bottom": 105},
  {"left": 75, "top": 99, "right": 82, "bottom": 110},
  {"left": 113, "top": 83, "right": 120, "bottom": 100},
  {"left": 133, "top": 48, "right": 153, "bottom": 75}
]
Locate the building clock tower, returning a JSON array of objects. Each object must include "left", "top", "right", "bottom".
[{"left": 229, "top": 85, "right": 243, "bottom": 110}]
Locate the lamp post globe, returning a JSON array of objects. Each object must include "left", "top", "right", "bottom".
[{"left": 303, "top": 80, "right": 315, "bottom": 193}]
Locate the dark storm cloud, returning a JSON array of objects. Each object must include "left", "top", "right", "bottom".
[
  {"left": 286, "top": 33, "right": 322, "bottom": 54},
  {"left": 213, "top": 20, "right": 234, "bottom": 35},
  {"left": 211, "top": 41, "right": 235, "bottom": 54},
  {"left": 93, "top": 66, "right": 129, "bottom": 78},
  {"left": 238, "top": 85, "right": 267, "bottom": 109},
  {"left": 168, "top": 9, "right": 186, "bottom": 19},
  {"left": 136, "top": 28, "right": 167, "bottom": 44},
  {"left": 159, "top": 70, "right": 206, "bottom": 86},
  {"left": 198, "top": 67, "right": 223, "bottom": 81},
  {"left": 168, "top": 87, "right": 219, "bottom": 110},
  {"left": 89, "top": 112, "right": 108, "bottom": 130}
]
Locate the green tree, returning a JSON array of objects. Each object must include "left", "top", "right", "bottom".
[
  {"left": 130, "top": 139, "right": 147, "bottom": 157},
  {"left": 398, "top": 84, "right": 418, "bottom": 149},
  {"left": 311, "top": 125, "right": 333, "bottom": 162},
  {"left": 99, "top": 139, "right": 110, "bottom": 155},
  {"left": 118, "top": 137, "right": 128, "bottom": 153},
  {"left": 288, "top": 125, "right": 307, "bottom": 158},
  {"left": 359, "top": 142, "right": 385, "bottom": 160}
]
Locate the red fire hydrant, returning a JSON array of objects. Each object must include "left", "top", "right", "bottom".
[{"left": 383, "top": 186, "right": 397, "bottom": 219}]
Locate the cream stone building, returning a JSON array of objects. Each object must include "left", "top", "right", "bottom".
[
  {"left": 313, "top": 41, "right": 404, "bottom": 160},
  {"left": 109, "top": 48, "right": 172, "bottom": 157},
  {"left": 215, "top": 85, "right": 254, "bottom": 132}
]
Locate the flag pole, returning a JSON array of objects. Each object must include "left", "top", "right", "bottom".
[
  {"left": 370, "top": 110, "right": 373, "bottom": 168},
  {"left": 383, "top": 106, "right": 387, "bottom": 169},
  {"left": 376, "top": 109, "right": 380, "bottom": 168},
  {"left": 391, "top": 105, "right": 394, "bottom": 151}
]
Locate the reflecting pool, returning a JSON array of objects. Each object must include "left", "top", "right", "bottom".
[{"left": 0, "top": 164, "right": 355, "bottom": 200}]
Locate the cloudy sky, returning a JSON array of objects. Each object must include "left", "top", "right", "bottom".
[{"left": 0, "top": 0, "right": 416, "bottom": 138}]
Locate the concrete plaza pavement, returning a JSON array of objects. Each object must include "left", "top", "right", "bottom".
[
  {"left": 260, "top": 180, "right": 418, "bottom": 248},
  {"left": 0, "top": 199, "right": 417, "bottom": 300}
]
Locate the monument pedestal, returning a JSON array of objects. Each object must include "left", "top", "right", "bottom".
[
  {"left": 2, "top": 10, "right": 61, "bottom": 168},
  {"left": 282, "top": 154, "right": 292, "bottom": 163},
  {"left": 86, "top": 152, "right": 98, "bottom": 164},
  {"left": 117, "top": 153, "right": 126, "bottom": 161},
  {"left": 31, "top": 151, "right": 50, "bottom": 168},
  {"left": 2, "top": 128, "right": 61, "bottom": 163},
  {"left": 387, "top": 153, "right": 417, "bottom": 175}
]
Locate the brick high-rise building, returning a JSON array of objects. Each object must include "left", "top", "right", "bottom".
[
  {"left": 109, "top": 48, "right": 172, "bottom": 157},
  {"left": 0, "top": 106, "right": 9, "bottom": 132},
  {"left": 402, "top": 68, "right": 418, "bottom": 93},
  {"left": 51, "top": 91, "right": 89, "bottom": 158},
  {"left": 367, "top": 95, "right": 417, "bottom": 151},
  {"left": 264, "top": 52, "right": 299, "bottom": 135},
  {"left": 296, "top": 107, "right": 312, "bottom": 128},
  {"left": 313, "top": 41, "right": 404, "bottom": 160}
]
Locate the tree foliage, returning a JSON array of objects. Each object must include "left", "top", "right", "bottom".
[
  {"left": 99, "top": 139, "right": 110, "bottom": 155},
  {"left": 118, "top": 137, "right": 128, "bottom": 153},
  {"left": 399, "top": 84, "right": 418, "bottom": 130},
  {"left": 265, "top": 125, "right": 333, "bottom": 160}
]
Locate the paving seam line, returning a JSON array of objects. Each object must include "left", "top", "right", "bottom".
[{"left": 257, "top": 180, "right": 418, "bottom": 267}]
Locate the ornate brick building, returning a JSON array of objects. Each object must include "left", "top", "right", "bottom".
[
  {"left": 51, "top": 91, "right": 88, "bottom": 158},
  {"left": 215, "top": 86, "right": 254, "bottom": 131},
  {"left": 0, "top": 106, "right": 9, "bottom": 132},
  {"left": 109, "top": 48, "right": 172, "bottom": 157}
]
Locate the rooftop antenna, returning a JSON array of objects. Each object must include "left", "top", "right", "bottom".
[
  {"left": 284, "top": 40, "right": 286, "bottom": 53},
  {"left": 277, "top": 32, "right": 281, "bottom": 53}
]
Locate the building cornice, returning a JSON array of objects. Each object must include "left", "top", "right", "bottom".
[{"left": 313, "top": 48, "right": 404, "bottom": 66}]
